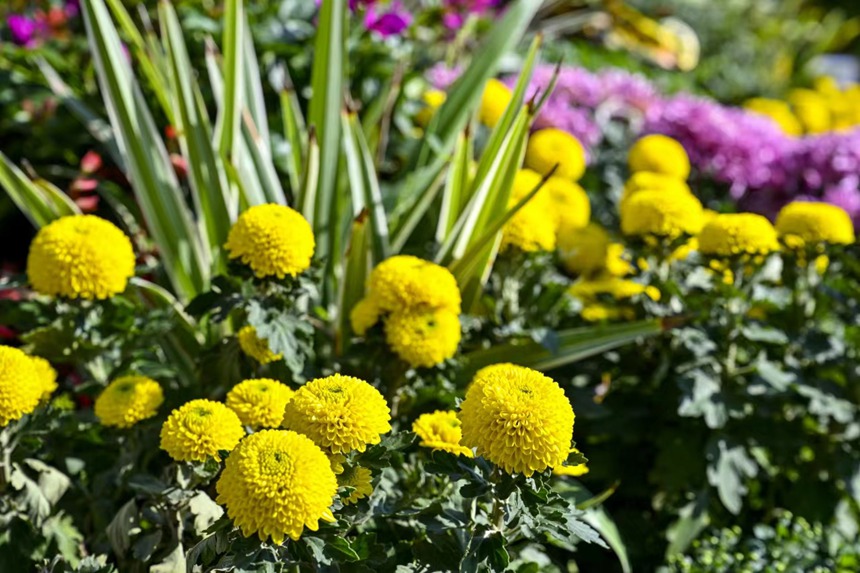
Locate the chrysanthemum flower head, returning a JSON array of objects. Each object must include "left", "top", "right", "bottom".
[
  {"left": 226, "top": 378, "right": 294, "bottom": 429},
  {"left": 94, "top": 375, "right": 164, "bottom": 429},
  {"left": 283, "top": 374, "right": 391, "bottom": 453},
  {"left": 350, "top": 297, "right": 381, "bottom": 336},
  {"left": 237, "top": 325, "right": 282, "bottom": 365},
  {"left": 698, "top": 213, "right": 780, "bottom": 258},
  {"left": 384, "top": 309, "right": 461, "bottom": 368},
  {"left": 30, "top": 356, "right": 58, "bottom": 401},
  {"left": 416, "top": 89, "right": 446, "bottom": 127},
  {"left": 479, "top": 79, "right": 512, "bottom": 128},
  {"left": 775, "top": 201, "right": 855, "bottom": 248},
  {"left": 160, "top": 399, "right": 245, "bottom": 462},
  {"left": 412, "top": 410, "right": 473, "bottom": 457},
  {"left": 558, "top": 223, "right": 630, "bottom": 277},
  {"left": 459, "top": 363, "right": 575, "bottom": 476},
  {"left": 620, "top": 189, "right": 704, "bottom": 239},
  {"left": 621, "top": 171, "right": 691, "bottom": 205},
  {"left": 216, "top": 430, "right": 337, "bottom": 544},
  {"left": 367, "top": 255, "right": 461, "bottom": 314},
  {"left": 338, "top": 465, "right": 373, "bottom": 505},
  {"left": 544, "top": 176, "right": 591, "bottom": 233},
  {"left": 501, "top": 171, "right": 557, "bottom": 252},
  {"left": 225, "top": 204, "right": 315, "bottom": 278},
  {"left": 0, "top": 346, "right": 43, "bottom": 426},
  {"left": 27, "top": 215, "right": 135, "bottom": 299},
  {"left": 627, "top": 134, "right": 691, "bottom": 179},
  {"left": 744, "top": 98, "right": 802, "bottom": 136},
  {"left": 787, "top": 88, "right": 831, "bottom": 134},
  {"left": 525, "top": 128, "right": 587, "bottom": 181}
]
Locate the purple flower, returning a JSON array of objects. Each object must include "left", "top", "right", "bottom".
[
  {"left": 442, "top": 0, "right": 498, "bottom": 30},
  {"left": 364, "top": 2, "right": 412, "bottom": 37},
  {"left": 7, "top": 14, "right": 38, "bottom": 47}
]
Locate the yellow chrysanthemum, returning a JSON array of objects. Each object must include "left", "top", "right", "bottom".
[
  {"left": 94, "top": 375, "right": 164, "bottom": 429},
  {"left": 416, "top": 89, "right": 446, "bottom": 127},
  {"left": 350, "top": 297, "right": 381, "bottom": 336},
  {"left": 30, "top": 356, "right": 58, "bottom": 401},
  {"left": 525, "top": 128, "right": 587, "bottom": 181},
  {"left": 216, "top": 430, "right": 337, "bottom": 544},
  {"left": 225, "top": 204, "right": 315, "bottom": 278},
  {"left": 412, "top": 410, "right": 473, "bottom": 457},
  {"left": 384, "top": 309, "right": 461, "bottom": 368},
  {"left": 698, "top": 213, "right": 780, "bottom": 258},
  {"left": 338, "top": 465, "right": 373, "bottom": 505},
  {"left": 237, "top": 325, "right": 282, "bottom": 365},
  {"left": 787, "top": 89, "right": 831, "bottom": 134},
  {"left": 621, "top": 171, "right": 692, "bottom": 205},
  {"left": 627, "top": 134, "right": 691, "bottom": 179},
  {"left": 0, "top": 346, "right": 43, "bottom": 427},
  {"left": 226, "top": 379, "right": 295, "bottom": 429},
  {"left": 479, "top": 79, "right": 512, "bottom": 128},
  {"left": 160, "top": 399, "right": 245, "bottom": 462},
  {"left": 544, "top": 176, "right": 591, "bottom": 233},
  {"left": 620, "top": 189, "right": 704, "bottom": 239},
  {"left": 327, "top": 453, "right": 346, "bottom": 475},
  {"left": 283, "top": 374, "right": 391, "bottom": 454},
  {"left": 775, "top": 202, "right": 855, "bottom": 248},
  {"left": 553, "top": 448, "right": 589, "bottom": 477},
  {"left": 744, "top": 98, "right": 802, "bottom": 136},
  {"left": 367, "top": 255, "right": 461, "bottom": 314},
  {"left": 501, "top": 171, "right": 557, "bottom": 252},
  {"left": 569, "top": 277, "right": 661, "bottom": 303},
  {"left": 459, "top": 363, "right": 574, "bottom": 476},
  {"left": 26, "top": 215, "right": 135, "bottom": 300},
  {"left": 557, "top": 223, "right": 631, "bottom": 277}
]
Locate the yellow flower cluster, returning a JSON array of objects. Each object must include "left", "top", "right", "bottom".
[
  {"left": 525, "top": 128, "right": 587, "bottom": 182},
  {"left": 620, "top": 189, "right": 704, "bottom": 239},
  {"left": 745, "top": 78, "right": 860, "bottom": 136},
  {"left": 501, "top": 169, "right": 558, "bottom": 253},
  {"left": 237, "top": 325, "right": 282, "bottom": 365},
  {"left": 337, "top": 464, "right": 374, "bottom": 505},
  {"left": 283, "top": 374, "right": 391, "bottom": 454},
  {"left": 411, "top": 410, "right": 473, "bottom": 457},
  {"left": 0, "top": 346, "right": 45, "bottom": 426},
  {"left": 160, "top": 399, "right": 245, "bottom": 462},
  {"left": 415, "top": 89, "right": 446, "bottom": 128},
  {"left": 30, "top": 356, "right": 58, "bottom": 402},
  {"left": 627, "top": 134, "right": 691, "bottom": 180},
  {"left": 557, "top": 223, "right": 630, "bottom": 278},
  {"left": 698, "top": 214, "right": 780, "bottom": 258},
  {"left": 775, "top": 201, "right": 855, "bottom": 249},
  {"left": 216, "top": 429, "right": 337, "bottom": 544},
  {"left": 225, "top": 204, "right": 315, "bottom": 279},
  {"left": 27, "top": 215, "right": 135, "bottom": 300},
  {"left": 351, "top": 255, "right": 462, "bottom": 368},
  {"left": 94, "top": 375, "right": 164, "bottom": 429},
  {"left": 226, "top": 378, "right": 294, "bottom": 429},
  {"left": 459, "top": 363, "right": 574, "bottom": 476},
  {"left": 569, "top": 276, "right": 661, "bottom": 322},
  {"left": 479, "top": 79, "right": 513, "bottom": 128}
]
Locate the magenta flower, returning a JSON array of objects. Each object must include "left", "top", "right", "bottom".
[
  {"left": 442, "top": 0, "right": 498, "bottom": 30},
  {"left": 364, "top": 1, "right": 412, "bottom": 37},
  {"left": 7, "top": 14, "right": 39, "bottom": 47}
]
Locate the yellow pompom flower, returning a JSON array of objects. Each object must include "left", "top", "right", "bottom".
[
  {"left": 553, "top": 448, "right": 589, "bottom": 477},
  {"left": 384, "top": 309, "right": 461, "bottom": 368},
  {"left": 226, "top": 379, "right": 295, "bottom": 429},
  {"left": 787, "top": 89, "right": 831, "bottom": 134},
  {"left": 627, "top": 134, "right": 691, "bottom": 179},
  {"left": 744, "top": 98, "right": 802, "bottom": 136},
  {"left": 0, "top": 346, "right": 43, "bottom": 427},
  {"left": 698, "top": 213, "right": 780, "bottom": 258},
  {"left": 27, "top": 215, "right": 135, "bottom": 300},
  {"left": 160, "top": 399, "right": 245, "bottom": 462},
  {"left": 459, "top": 363, "right": 574, "bottom": 476},
  {"left": 350, "top": 297, "right": 381, "bottom": 336},
  {"left": 412, "top": 410, "right": 473, "bottom": 457},
  {"left": 621, "top": 171, "right": 692, "bottom": 205},
  {"left": 416, "top": 89, "right": 446, "bottom": 127},
  {"left": 216, "top": 430, "right": 337, "bottom": 544},
  {"left": 557, "top": 223, "right": 631, "bottom": 277},
  {"left": 620, "top": 189, "right": 704, "bottom": 239},
  {"left": 501, "top": 171, "right": 557, "bottom": 252},
  {"left": 237, "top": 325, "right": 282, "bottom": 365},
  {"left": 367, "top": 255, "right": 461, "bottom": 314},
  {"left": 30, "top": 356, "right": 58, "bottom": 401},
  {"left": 338, "top": 465, "right": 373, "bottom": 505},
  {"left": 775, "top": 202, "right": 855, "bottom": 248},
  {"left": 544, "top": 176, "right": 591, "bottom": 233},
  {"left": 94, "top": 375, "right": 164, "bottom": 429},
  {"left": 525, "top": 128, "right": 587, "bottom": 181},
  {"left": 225, "top": 204, "right": 315, "bottom": 278},
  {"left": 479, "top": 79, "right": 512, "bottom": 128},
  {"left": 283, "top": 374, "right": 391, "bottom": 454}
]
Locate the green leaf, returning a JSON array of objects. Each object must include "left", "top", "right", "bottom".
[
  {"left": 215, "top": 0, "right": 243, "bottom": 159},
  {"left": 336, "top": 213, "right": 371, "bottom": 355},
  {"left": 0, "top": 151, "right": 64, "bottom": 227},
  {"left": 279, "top": 75, "right": 307, "bottom": 194},
  {"left": 106, "top": 499, "right": 137, "bottom": 556},
  {"left": 435, "top": 130, "right": 473, "bottom": 245},
  {"left": 583, "top": 508, "right": 632, "bottom": 573},
  {"left": 665, "top": 493, "right": 710, "bottom": 558},
  {"left": 706, "top": 438, "right": 757, "bottom": 515},
  {"left": 460, "top": 319, "right": 667, "bottom": 380}
]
